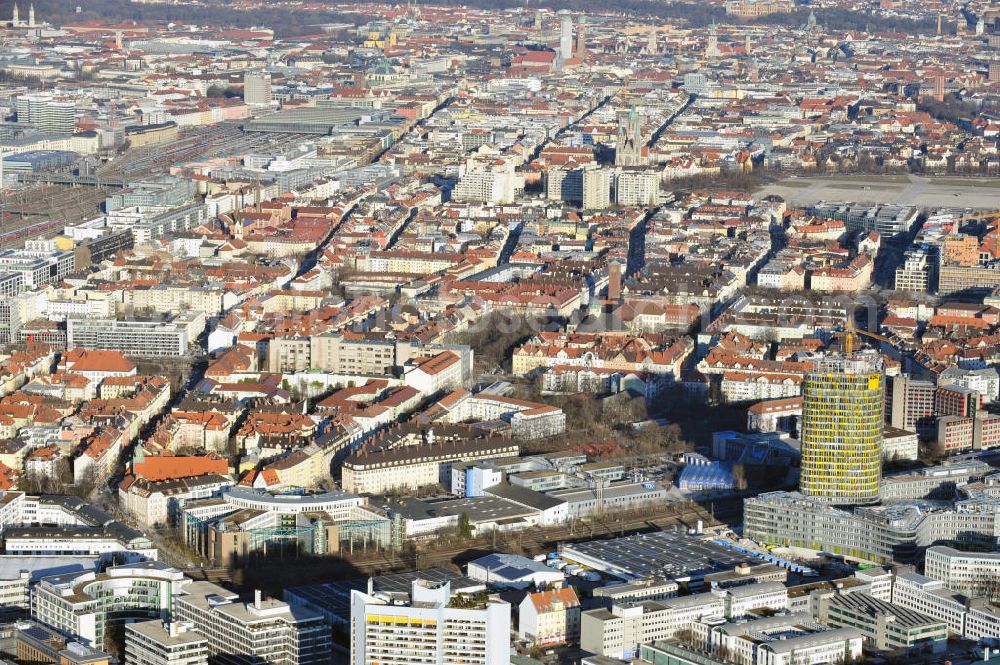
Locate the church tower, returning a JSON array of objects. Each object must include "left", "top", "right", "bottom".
[
  {"left": 615, "top": 106, "right": 645, "bottom": 167},
  {"left": 706, "top": 22, "right": 720, "bottom": 57}
]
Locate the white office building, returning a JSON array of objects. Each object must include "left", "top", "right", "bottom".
[
  {"left": 125, "top": 621, "right": 208, "bottom": 665},
  {"left": 0, "top": 555, "right": 99, "bottom": 612},
  {"left": 173, "top": 582, "right": 330, "bottom": 665},
  {"left": 0, "top": 249, "right": 75, "bottom": 288},
  {"left": 31, "top": 562, "right": 186, "bottom": 651},
  {"left": 16, "top": 93, "right": 75, "bottom": 134},
  {"left": 925, "top": 546, "right": 1000, "bottom": 597},
  {"left": 581, "top": 594, "right": 725, "bottom": 660},
  {"left": 696, "top": 613, "right": 864, "bottom": 665},
  {"left": 724, "top": 582, "right": 788, "bottom": 619}
]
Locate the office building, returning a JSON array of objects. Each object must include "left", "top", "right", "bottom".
[
  {"left": 16, "top": 623, "right": 112, "bottom": 665},
  {"left": 124, "top": 621, "right": 208, "bottom": 665},
  {"left": 692, "top": 613, "right": 864, "bottom": 665},
  {"left": 350, "top": 579, "right": 511, "bottom": 665},
  {"left": 340, "top": 425, "right": 519, "bottom": 495},
  {"left": 0, "top": 555, "right": 99, "bottom": 614},
  {"left": 939, "top": 366, "right": 1000, "bottom": 403},
  {"left": 175, "top": 582, "right": 330, "bottom": 665},
  {"left": 0, "top": 492, "right": 156, "bottom": 561},
  {"left": 581, "top": 594, "right": 724, "bottom": 660},
  {"left": 924, "top": 546, "right": 1000, "bottom": 597},
  {"left": 894, "top": 245, "right": 934, "bottom": 293},
  {"left": 0, "top": 271, "right": 23, "bottom": 298},
  {"left": 744, "top": 488, "right": 1000, "bottom": 565},
  {"left": 808, "top": 203, "right": 918, "bottom": 237},
  {"left": 0, "top": 249, "right": 74, "bottom": 288},
  {"left": 938, "top": 262, "right": 1000, "bottom": 297},
  {"left": 0, "top": 296, "right": 21, "bottom": 345},
  {"left": 105, "top": 203, "right": 207, "bottom": 245},
  {"left": 244, "top": 72, "right": 272, "bottom": 107},
  {"left": 823, "top": 593, "right": 946, "bottom": 654},
  {"left": 31, "top": 562, "right": 186, "bottom": 651},
  {"left": 799, "top": 356, "right": 883, "bottom": 505},
  {"left": 882, "top": 426, "right": 919, "bottom": 461},
  {"left": 592, "top": 579, "right": 679, "bottom": 607},
  {"left": 16, "top": 94, "right": 74, "bottom": 134},
  {"left": 890, "top": 376, "right": 935, "bottom": 435},
  {"left": 180, "top": 487, "right": 390, "bottom": 565},
  {"left": 582, "top": 582, "right": 787, "bottom": 659},
  {"left": 879, "top": 460, "right": 992, "bottom": 501},
  {"left": 937, "top": 413, "right": 1000, "bottom": 453}
]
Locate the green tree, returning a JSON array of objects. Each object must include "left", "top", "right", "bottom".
[{"left": 458, "top": 512, "right": 473, "bottom": 539}]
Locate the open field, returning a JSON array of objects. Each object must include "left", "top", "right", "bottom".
[{"left": 756, "top": 174, "right": 1000, "bottom": 209}]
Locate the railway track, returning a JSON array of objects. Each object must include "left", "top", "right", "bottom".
[
  {"left": 0, "top": 184, "right": 112, "bottom": 247},
  {"left": 0, "top": 217, "right": 62, "bottom": 246}
]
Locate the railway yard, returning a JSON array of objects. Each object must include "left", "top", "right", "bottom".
[{"left": 0, "top": 123, "right": 307, "bottom": 248}]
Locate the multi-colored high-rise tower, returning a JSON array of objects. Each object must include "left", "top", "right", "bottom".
[{"left": 800, "top": 355, "right": 884, "bottom": 505}]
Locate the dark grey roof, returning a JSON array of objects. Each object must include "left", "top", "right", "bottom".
[{"left": 483, "top": 483, "right": 566, "bottom": 511}]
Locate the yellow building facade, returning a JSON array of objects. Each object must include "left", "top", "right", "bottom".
[{"left": 800, "top": 356, "right": 883, "bottom": 505}]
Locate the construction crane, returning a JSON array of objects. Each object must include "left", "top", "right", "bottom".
[{"left": 838, "top": 317, "right": 893, "bottom": 355}]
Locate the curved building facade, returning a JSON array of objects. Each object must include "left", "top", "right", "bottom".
[{"left": 800, "top": 356, "right": 883, "bottom": 505}]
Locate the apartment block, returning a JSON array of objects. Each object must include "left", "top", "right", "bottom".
[
  {"left": 518, "top": 587, "right": 581, "bottom": 647},
  {"left": 350, "top": 579, "right": 510, "bottom": 665},
  {"left": 614, "top": 169, "right": 660, "bottom": 206},
  {"left": 67, "top": 316, "right": 202, "bottom": 357},
  {"left": 341, "top": 424, "right": 519, "bottom": 495},
  {"left": 309, "top": 334, "right": 397, "bottom": 375}
]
